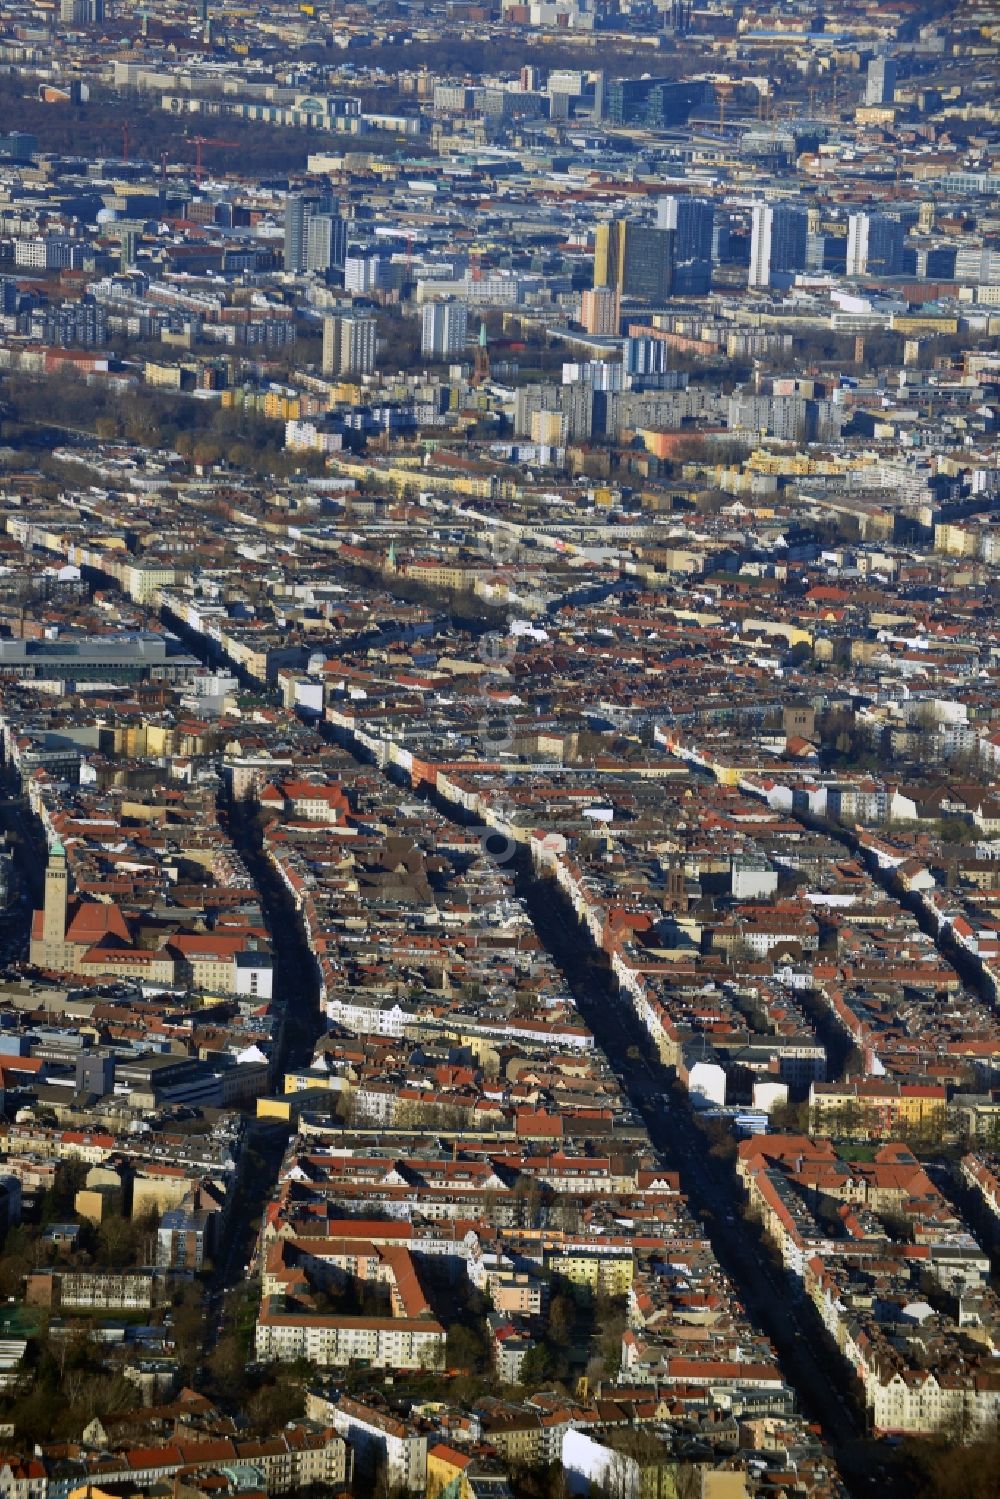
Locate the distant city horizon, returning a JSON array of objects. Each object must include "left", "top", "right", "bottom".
[{"left": 0, "top": 4, "right": 994, "bottom": 1499}]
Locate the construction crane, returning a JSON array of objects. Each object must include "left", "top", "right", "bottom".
[{"left": 188, "top": 135, "right": 240, "bottom": 185}]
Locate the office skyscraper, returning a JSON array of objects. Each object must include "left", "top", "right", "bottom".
[
  {"left": 284, "top": 195, "right": 309, "bottom": 272},
  {"left": 864, "top": 56, "right": 897, "bottom": 107},
  {"left": 322, "top": 313, "right": 377, "bottom": 376},
  {"left": 592, "top": 69, "right": 606, "bottom": 122},
  {"left": 118, "top": 227, "right": 139, "bottom": 268},
  {"left": 60, "top": 0, "right": 103, "bottom": 21},
  {"left": 656, "top": 195, "right": 715, "bottom": 295},
  {"left": 284, "top": 193, "right": 342, "bottom": 273},
  {"left": 344, "top": 255, "right": 392, "bottom": 296},
  {"left": 594, "top": 220, "right": 673, "bottom": 303},
  {"left": 305, "top": 213, "right": 347, "bottom": 275},
  {"left": 749, "top": 204, "right": 808, "bottom": 289},
  {"left": 846, "top": 212, "right": 904, "bottom": 277},
  {"left": 421, "top": 300, "right": 468, "bottom": 359},
  {"left": 606, "top": 77, "right": 709, "bottom": 129}
]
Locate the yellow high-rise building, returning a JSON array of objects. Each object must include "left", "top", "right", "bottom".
[
  {"left": 593, "top": 221, "right": 621, "bottom": 291},
  {"left": 593, "top": 219, "right": 673, "bottom": 302}
]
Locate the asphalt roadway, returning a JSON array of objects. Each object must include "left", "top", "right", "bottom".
[{"left": 522, "top": 876, "right": 906, "bottom": 1499}]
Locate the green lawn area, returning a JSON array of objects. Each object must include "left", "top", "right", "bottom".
[
  {"left": 0, "top": 1306, "right": 43, "bottom": 1338},
  {"left": 836, "top": 1143, "right": 879, "bottom": 1163}
]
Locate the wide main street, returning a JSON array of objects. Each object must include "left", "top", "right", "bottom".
[{"left": 521, "top": 873, "right": 904, "bottom": 1499}]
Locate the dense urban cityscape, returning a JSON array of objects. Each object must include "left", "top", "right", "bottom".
[{"left": 0, "top": 1, "right": 995, "bottom": 1496}]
